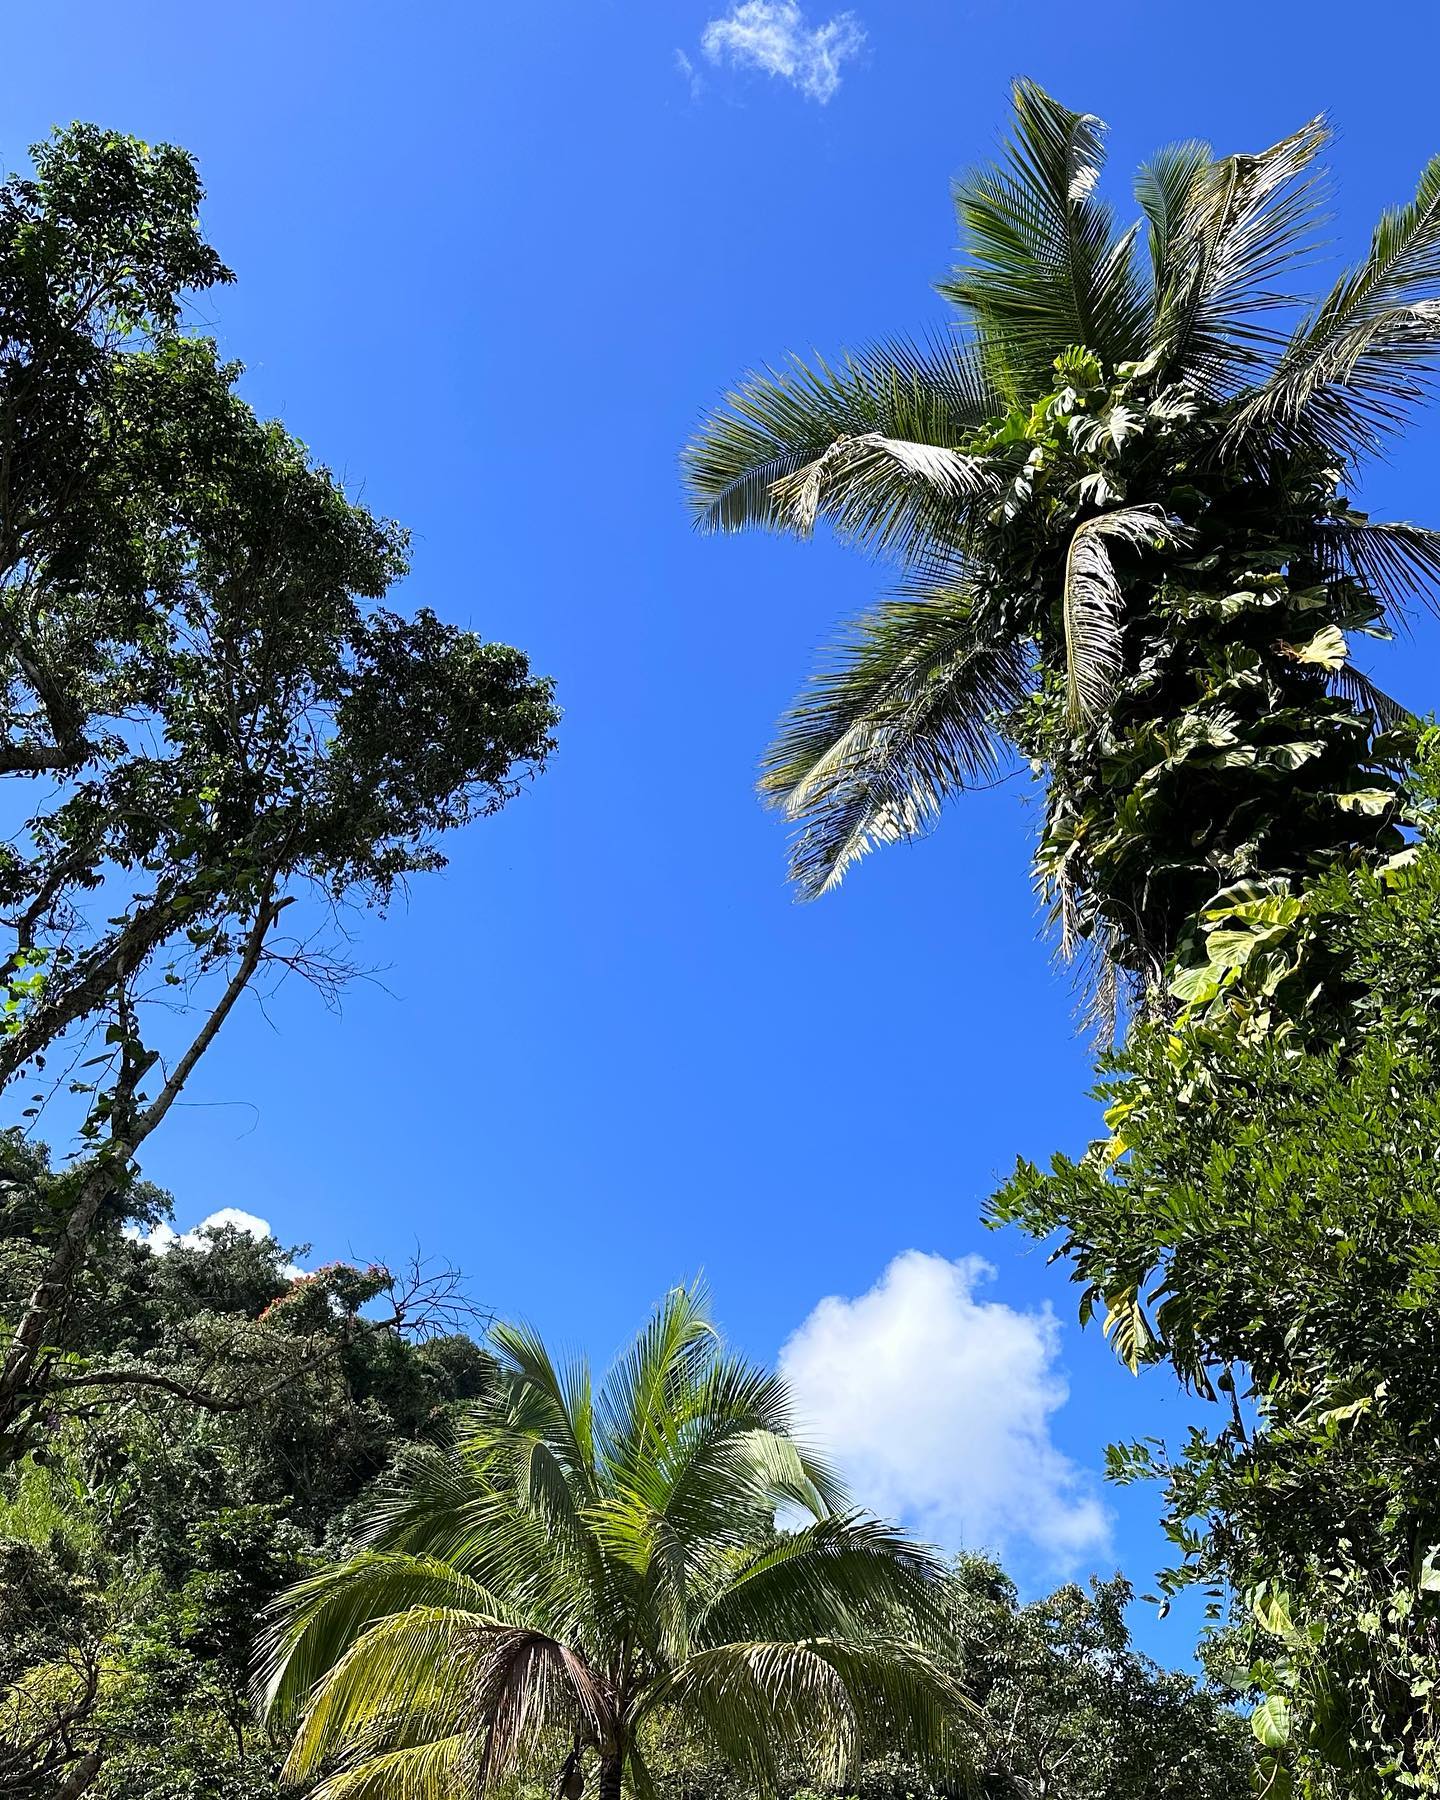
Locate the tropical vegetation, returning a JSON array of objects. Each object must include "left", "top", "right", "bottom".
[
  {"left": 0, "top": 123, "right": 557, "bottom": 1451},
  {"left": 992, "top": 736, "right": 1440, "bottom": 1795},
  {"left": 13, "top": 73, "right": 1440, "bottom": 1800},
  {"left": 261, "top": 1283, "right": 966, "bottom": 1800},
  {"left": 687, "top": 80, "right": 1440, "bottom": 1010}
]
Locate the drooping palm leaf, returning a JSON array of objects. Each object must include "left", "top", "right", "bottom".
[
  {"left": 305, "top": 1734, "right": 471, "bottom": 1800},
  {"left": 1062, "top": 506, "right": 1184, "bottom": 726},
  {"left": 257, "top": 1551, "right": 505, "bottom": 1725},
  {"left": 686, "top": 337, "right": 997, "bottom": 536},
  {"left": 769, "top": 432, "right": 999, "bottom": 565},
  {"left": 761, "top": 584, "right": 1031, "bottom": 897}
]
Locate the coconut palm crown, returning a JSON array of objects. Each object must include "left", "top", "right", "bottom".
[
  {"left": 686, "top": 81, "right": 1440, "bottom": 1003},
  {"left": 258, "top": 1285, "right": 963, "bottom": 1800}
]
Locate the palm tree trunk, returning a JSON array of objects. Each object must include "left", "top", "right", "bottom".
[{"left": 598, "top": 1753, "right": 624, "bottom": 1800}]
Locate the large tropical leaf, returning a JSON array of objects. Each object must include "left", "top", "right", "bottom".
[{"left": 761, "top": 583, "right": 1031, "bottom": 897}]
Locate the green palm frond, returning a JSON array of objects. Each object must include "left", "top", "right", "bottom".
[
  {"left": 941, "top": 79, "right": 1147, "bottom": 394},
  {"left": 642, "top": 1636, "right": 964, "bottom": 1790},
  {"left": 306, "top": 1734, "right": 470, "bottom": 1800},
  {"left": 1063, "top": 506, "right": 1185, "bottom": 726},
  {"left": 597, "top": 1281, "right": 719, "bottom": 1487},
  {"left": 1329, "top": 664, "right": 1415, "bottom": 732},
  {"left": 360, "top": 1462, "right": 602, "bottom": 1637},
  {"left": 257, "top": 1550, "right": 504, "bottom": 1723},
  {"left": 281, "top": 1605, "right": 492, "bottom": 1782},
  {"left": 1230, "top": 151, "right": 1440, "bottom": 458},
  {"left": 486, "top": 1317, "right": 601, "bottom": 1498},
  {"left": 1142, "top": 118, "right": 1328, "bottom": 395},
  {"left": 685, "top": 337, "right": 997, "bottom": 535},
  {"left": 761, "top": 583, "right": 1031, "bottom": 897},
  {"left": 1134, "top": 139, "right": 1212, "bottom": 300},
  {"left": 695, "top": 1514, "right": 950, "bottom": 1647}
]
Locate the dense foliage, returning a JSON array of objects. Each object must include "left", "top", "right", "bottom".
[
  {"left": 0, "top": 1232, "right": 1250, "bottom": 1799},
  {"left": 0, "top": 1174, "right": 494, "bottom": 1797},
  {"left": 687, "top": 81, "right": 1440, "bottom": 1009},
  {"left": 0, "top": 124, "right": 557, "bottom": 1448},
  {"left": 991, "top": 742, "right": 1440, "bottom": 1793},
  {"left": 648, "top": 1556, "right": 1251, "bottom": 1800}
]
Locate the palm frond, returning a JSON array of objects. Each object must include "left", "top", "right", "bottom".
[
  {"left": 641, "top": 1637, "right": 964, "bottom": 1790},
  {"left": 257, "top": 1551, "right": 504, "bottom": 1725},
  {"left": 306, "top": 1734, "right": 470, "bottom": 1800},
  {"left": 280, "top": 1606, "right": 492, "bottom": 1782},
  {"left": 1329, "top": 663, "right": 1415, "bottom": 732},
  {"left": 1134, "top": 139, "right": 1212, "bottom": 299},
  {"left": 597, "top": 1282, "right": 719, "bottom": 1489},
  {"left": 768, "top": 432, "right": 999, "bottom": 564},
  {"left": 685, "top": 337, "right": 998, "bottom": 534},
  {"left": 1063, "top": 506, "right": 1184, "bottom": 726},
  {"left": 940, "top": 79, "right": 1147, "bottom": 393},
  {"left": 1309, "top": 515, "right": 1440, "bottom": 616},
  {"left": 487, "top": 1318, "right": 600, "bottom": 1499},
  {"left": 471, "top": 1627, "right": 615, "bottom": 1787},
  {"left": 761, "top": 583, "right": 1030, "bottom": 898},
  {"left": 1229, "top": 150, "right": 1440, "bottom": 458},
  {"left": 358, "top": 1464, "right": 601, "bottom": 1637},
  {"left": 694, "top": 1514, "right": 950, "bottom": 1648},
  {"left": 1142, "top": 118, "right": 1328, "bottom": 395}
]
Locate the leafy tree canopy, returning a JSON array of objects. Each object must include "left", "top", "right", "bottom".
[{"left": 0, "top": 123, "right": 558, "bottom": 1444}]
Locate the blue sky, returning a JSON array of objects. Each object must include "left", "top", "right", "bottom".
[{"left": 9, "top": 0, "right": 1440, "bottom": 1648}]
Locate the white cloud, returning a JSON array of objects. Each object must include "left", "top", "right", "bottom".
[
  {"left": 673, "top": 47, "right": 704, "bottom": 100},
  {"left": 779, "top": 1251, "right": 1111, "bottom": 1569},
  {"left": 700, "top": 1, "right": 866, "bottom": 104},
  {"left": 125, "top": 1206, "right": 278, "bottom": 1257}
]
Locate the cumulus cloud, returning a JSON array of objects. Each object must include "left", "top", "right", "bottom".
[
  {"left": 700, "top": 1, "right": 866, "bottom": 104},
  {"left": 779, "top": 1251, "right": 1111, "bottom": 1568},
  {"left": 125, "top": 1206, "right": 278, "bottom": 1256}
]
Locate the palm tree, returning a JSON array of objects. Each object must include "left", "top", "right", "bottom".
[
  {"left": 686, "top": 82, "right": 1440, "bottom": 999},
  {"left": 259, "top": 1285, "right": 964, "bottom": 1800}
]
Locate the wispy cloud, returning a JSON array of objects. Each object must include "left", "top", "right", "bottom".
[
  {"left": 673, "top": 47, "right": 705, "bottom": 101},
  {"left": 700, "top": 1, "right": 866, "bottom": 104},
  {"left": 780, "top": 1251, "right": 1111, "bottom": 1571}
]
